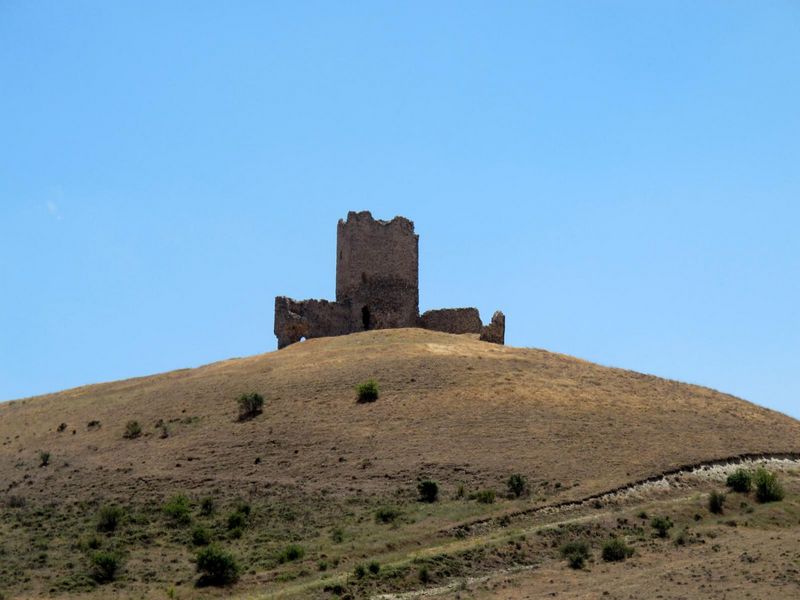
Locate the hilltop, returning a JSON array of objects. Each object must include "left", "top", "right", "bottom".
[
  {"left": 1, "top": 329, "right": 799, "bottom": 598},
  {"left": 3, "top": 329, "right": 797, "bottom": 504}
]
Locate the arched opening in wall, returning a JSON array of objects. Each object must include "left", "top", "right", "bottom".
[{"left": 362, "top": 305, "right": 371, "bottom": 331}]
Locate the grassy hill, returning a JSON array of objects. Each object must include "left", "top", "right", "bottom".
[{"left": 1, "top": 329, "right": 798, "bottom": 598}]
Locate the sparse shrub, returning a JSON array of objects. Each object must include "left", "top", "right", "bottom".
[
  {"left": 192, "top": 526, "right": 212, "bottom": 546},
  {"left": 277, "top": 544, "right": 304, "bottom": 563},
  {"left": 318, "top": 560, "right": 328, "bottom": 571},
  {"left": 637, "top": 511, "right": 648, "bottom": 520},
  {"left": 227, "top": 511, "right": 246, "bottom": 530},
  {"left": 57, "top": 423, "right": 67, "bottom": 433},
  {"left": 38, "top": 451, "right": 50, "bottom": 467},
  {"left": 708, "top": 491, "right": 726, "bottom": 515},
  {"left": 675, "top": 528, "right": 689, "bottom": 546},
  {"left": 200, "top": 497, "right": 216, "bottom": 516},
  {"left": 96, "top": 505, "right": 123, "bottom": 532},
  {"left": 84, "top": 534, "right": 102, "bottom": 550},
  {"left": 418, "top": 566, "right": 431, "bottom": 584},
  {"left": 233, "top": 501, "right": 251, "bottom": 517},
  {"left": 368, "top": 560, "right": 380, "bottom": 575},
  {"left": 418, "top": 480, "right": 439, "bottom": 503},
  {"left": 228, "top": 526, "right": 243, "bottom": 540},
  {"left": 754, "top": 468, "right": 785, "bottom": 503},
  {"left": 353, "top": 563, "right": 366, "bottom": 579},
  {"left": 507, "top": 474, "right": 528, "bottom": 498},
  {"left": 561, "top": 540, "right": 590, "bottom": 569},
  {"left": 455, "top": 484, "right": 466, "bottom": 499},
  {"left": 601, "top": 538, "right": 634, "bottom": 562},
  {"left": 237, "top": 393, "right": 264, "bottom": 421},
  {"left": 356, "top": 380, "right": 380, "bottom": 403},
  {"left": 473, "top": 489, "right": 496, "bottom": 504},
  {"left": 331, "top": 526, "right": 344, "bottom": 543},
  {"left": 726, "top": 468, "right": 753, "bottom": 493},
  {"left": 375, "top": 506, "right": 401, "bottom": 524},
  {"left": 651, "top": 516, "right": 674, "bottom": 538},
  {"left": 123, "top": 420, "right": 142, "bottom": 439},
  {"left": 90, "top": 551, "right": 120, "bottom": 583},
  {"left": 87, "top": 420, "right": 101, "bottom": 430},
  {"left": 163, "top": 494, "right": 192, "bottom": 526},
  {"left": 196, "top": 545, "right": 240, "bottom": 586},
  {"left": 6, "top": 495, "right": 26, "bottom": 509}
]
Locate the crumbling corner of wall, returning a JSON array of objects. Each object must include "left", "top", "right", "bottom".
[
  {"left": 274, "top": 296, "right": 310, "bottom": 349},
  {"left": 479, "top": 310, "right": 505, "bottom": 345}
]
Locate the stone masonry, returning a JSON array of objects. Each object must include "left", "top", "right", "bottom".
[{"left": 274, "top": 211, "right": 504, "bottom": 348}]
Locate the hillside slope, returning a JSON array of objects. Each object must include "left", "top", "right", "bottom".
[{"left": 3, "top": 328, "right": 798, "bottom": 505}]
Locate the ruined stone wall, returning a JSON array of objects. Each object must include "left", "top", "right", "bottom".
[
  {"left": 479, "top": 311, "right": 506, "bottom": 345},
  {"left": 274, "top": 296, "right": 351, "bottom": 349},
  {"left": 336, "top": 211, "right": 419, "bottom": 330},
  {"left": 419, "top": 308, "right": 483, "bottom": 334}
]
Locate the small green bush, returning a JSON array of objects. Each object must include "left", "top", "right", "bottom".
[
  {"left": 331, "top": 527, "right": 344, "bottom": 543},
  {"left": 277, "top": 544, "right": 305, "bottom": 563},
  {"left": 726, "top": 468, "right": 752, "bottom": 493},
  {"left": 233, "top": 501, "right": 251, "bottom": 516},
  {"left": 375, "top": 506, "right": 401, "bottom": 524},
  {"left": 6, "top": 495, "right": 25, "bottom": 509},
  {"left": 356, "top": 380, "right": 380, "bottom": 403},
  {"left": 418, "top": 566, "right": 431, "bottom": 584},
  {"left": 674, "top": 527, "right": 689, "bottom": 546},
  {"left": 507, "top": 473, "right": 528, "bottom": 498},
  {"left": 196, "top": 545, "right": 240, "bottom": 586},
  {"left": 651, "top": 516, "right": 674, "bottom": 538},
  {"left": 38, "top": 451, "right": 50, "bottom": 467},
  {"left": 163, "top": 494, "right": 192, "bottom": 526},
  {"left": 601, "top": 538, "right": 634, "bottom": 562},
  {"left": 123, "top": 420, "right": 142, "bottom": 439},
  {"left": 192, "top": 526, "right": 212, "bottom": 546},
  {"left": 90, "top": 551, "right": 120, "bottom": 583},
  {"left": 237, "top": 393, "right": 264, "bottom": 421},
  {"left": 200, "top": 497, "right": 216, "bottom": 516},
  {"left": 353, "top": 563, "right": 366, "bottom": 579},
  {"left": 97, "top": 505, "right": 124, "bottom": 532},
  {"left": 472, "top": 489, "right": 496, "bottom": 504},
  {"left": 708, "top": 491, "right": 726, "bottom": 515},
  {"left": 418, "top": 480, "right": 439, "bottom": 503},
  {"left": 368, "top": 560, "right": 381, "bottom": 575},
  {"left": 754, "top": 468, "right": 785, "bottom": 503},
  {"left": 227, "top": 511, "right": 247, "bottom": 530},
  {"left": 561, "top": 540, "right": 590, "bottom": 569}
]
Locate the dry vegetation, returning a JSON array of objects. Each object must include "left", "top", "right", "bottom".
[{"left": 0, "top": 328, "right": 798, "bottom": 599}]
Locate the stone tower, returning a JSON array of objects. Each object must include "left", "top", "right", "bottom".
[
  {"left": 273, "top": 210, "right": 504, "bottom": 348},
  {"left": 335, "top": 211, "right": 419, "bottom": 331}
]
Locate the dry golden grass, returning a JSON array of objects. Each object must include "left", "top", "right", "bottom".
[
  {"left": 1, "top": 328, "right": 799, "bottom": 599},
  {"left": 2, "top": 328, "right": 798, "bottom": 506}
]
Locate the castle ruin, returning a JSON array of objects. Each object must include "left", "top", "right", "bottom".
[{"left": 274, "top": 211, "right": 505, "bottom": 349}]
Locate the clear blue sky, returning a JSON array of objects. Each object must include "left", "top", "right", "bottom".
[{"left": 1, "top": 2, "right": 798, "bottom": 419}]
